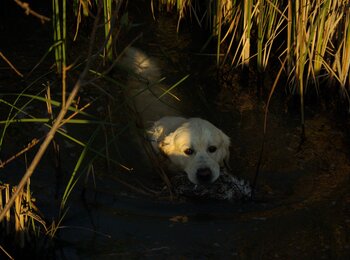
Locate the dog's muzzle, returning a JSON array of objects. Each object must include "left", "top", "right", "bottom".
[{"left": 196, "top": 167, "right": 213, "bottom": 184}]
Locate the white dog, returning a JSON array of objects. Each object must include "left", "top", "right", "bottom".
[
  {"left": 148, "top": 116, "right": 230, "bottom": 185},
  {"left": 120, "top": 47, "right": 231, "bottom": 185}
]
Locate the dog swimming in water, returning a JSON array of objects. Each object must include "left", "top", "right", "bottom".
[
  {"left": 120, "top": 47, "right": 231, "bottom": 185},
  {"left": 148, "top": 116, "right": 230, "bottom": 185}
]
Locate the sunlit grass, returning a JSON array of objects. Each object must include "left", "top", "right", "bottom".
[
  {"left": 157, "top": 0, "right": 350, "bottom": 125},
  {"left": 0, "top": 183, "right": 47, "bottom": 252}
]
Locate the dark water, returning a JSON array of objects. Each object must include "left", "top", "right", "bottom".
[{"left": 1, "top": 2, "right": 350, "bottom": 259}]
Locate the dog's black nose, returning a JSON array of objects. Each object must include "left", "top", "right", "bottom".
[{"left": 196, "top": 168, "right": 212, "bottom": 184}]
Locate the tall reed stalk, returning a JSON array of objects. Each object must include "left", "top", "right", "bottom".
[
  {"left": 256, "top": 0, "right": 284, "bottom": 73},
  {"left": 242, "top": 0, "right": 252, "bottom": 67},
  {"left": 331, "top": 4, "right": 350, "bottom": 96},
  {"left": 216, "top": 0, "right": 223, "bottom": 66},
  {"left": 52, "top": 0, "right": 67, "bottom": 107},
  {"left": 103, "top": 0, "right": 114, "bottom": 61},
  {"left": 294, "top": 0, "right": 308, "bottom": 134},
  {"left": 256, "top": 0, "right": 285, "bottom": 94}
]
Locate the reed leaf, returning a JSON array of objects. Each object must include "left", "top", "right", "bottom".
[
  {"left": 257, "top": 0, "right": 285, "bottom": 72},
  {"left": 1, "top": 93, "right": 96, "bottom": 118},
  {"left": 0, "top": 89, "right": 45, "bottom": 149},
  {"left": 333, "top": 8, "right": 350, "bottom": 88},
  {"left": 242, "top": 0, "right": 252, "bottom": 67},
  {"left": 103, "top": 0, "right": 113, "bottom": 61},
  {"left": 60, "top": 134, "right": 91, "bottom": 212}
]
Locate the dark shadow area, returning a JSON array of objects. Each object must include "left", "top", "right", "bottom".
[{"left": 0, "top": 1, "right": 350, "bottom": 259}]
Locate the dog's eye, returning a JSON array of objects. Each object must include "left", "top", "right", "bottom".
[
  {"left": 184, "top": 148, "right": 194, "bottom": 155},
  {"left": 208, "top": 146, "right": 217, "bottom": 153}
]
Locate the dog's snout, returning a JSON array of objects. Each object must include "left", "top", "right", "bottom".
[{"left": 196, "top": 168, "right": 212, "bottom": 184}]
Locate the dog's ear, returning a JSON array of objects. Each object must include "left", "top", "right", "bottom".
[
  {"left": 150, "top": 117, "right": 187, "bottom": 155},
  {"left": 220, "top": 131, "right": 231, "bottom": 168},
  {"left": 159, "top": 131, "right": 175, "bottom": 156}
]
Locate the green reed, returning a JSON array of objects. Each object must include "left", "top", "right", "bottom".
[
  {"left": 52, "top": 0, "right": 67, "bottom": 108},
  {"left": 103, "top": 0, "right": 114, "bottom": 61}
]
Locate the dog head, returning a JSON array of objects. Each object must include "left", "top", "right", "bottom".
[{"left": 156, "top": 117, "right": 230, "bottom": 185}]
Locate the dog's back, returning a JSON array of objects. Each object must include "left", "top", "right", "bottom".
[
  {"left": 120, "top": 47, "right": 161, "bottom": 83},
  {"left": 119, "top": 47, "right": 181, "bottom": 127}
]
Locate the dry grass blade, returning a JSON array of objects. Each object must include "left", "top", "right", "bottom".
[
  {"left": 0, "top": 51, "right": 23, "bottom": 77},
  {"left": 334, "top": 9, "right": 350, "bottom": 88},
  {"left": 241, "top": 0, "right": 252, "bottom": 67},
  {"left": 0, "top": 183, "right": 46, "bottom": 249},
  {"left": 0, "top": 244, "right": 14, "bottom": 260},
  {"left": 0, "top": 139, "right": 40, "bottom": 169},
  {"left": 13, "top": 0, "right": 51, "bottom": 23},
  {"left": 257, "top": 0, "right": 286, "bottom": 72}
]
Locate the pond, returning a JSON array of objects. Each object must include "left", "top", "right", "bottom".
[{"left": 1, "top": 1, "right": 350, "bottom": 259}]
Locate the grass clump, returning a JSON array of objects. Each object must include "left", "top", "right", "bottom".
[
  {"left": 156, "top": 0, "right": 350, "bottom": 117},
  {"left": 0, "top": 0, "right": 133, "bottom": 255}
]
